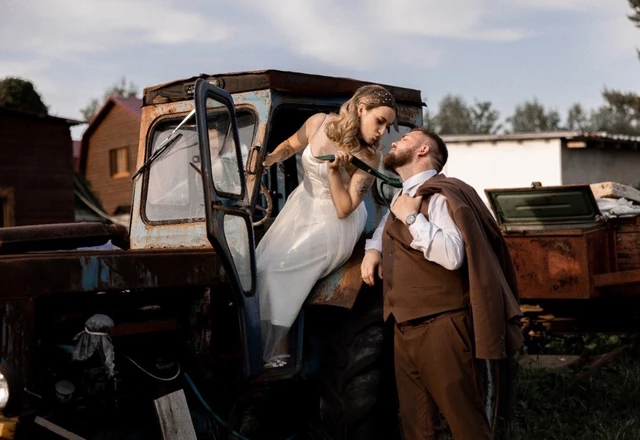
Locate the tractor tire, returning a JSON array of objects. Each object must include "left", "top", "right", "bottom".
[
  {"left": 309, "top": 291, "right": 401, "bottom": 440},
  {"left": 307, "top": 292, "right": 514, "bottom": 440}
]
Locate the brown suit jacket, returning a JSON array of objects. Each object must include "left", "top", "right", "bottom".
[{"left": 416, "top": 174, "right": 523, "bottom": 359}]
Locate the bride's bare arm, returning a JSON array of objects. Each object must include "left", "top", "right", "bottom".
[
  {"left": 263, "top": 113, "right": 326, "bottom": 167},
  {"left": 327, "top": 151, "right": 380, "bottom": 219}
]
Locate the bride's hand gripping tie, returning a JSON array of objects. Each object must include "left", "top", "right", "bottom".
[{"left": 327, "top": 151, "right": 353, "bottom": 171}]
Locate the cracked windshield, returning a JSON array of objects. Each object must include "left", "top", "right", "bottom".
[{"left": 145, "top": 110, "right": 255, "bottom": 222}]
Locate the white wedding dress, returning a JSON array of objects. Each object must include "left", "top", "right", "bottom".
[{"left": 256, "top": 130, "right": 367, "bottom": 363}]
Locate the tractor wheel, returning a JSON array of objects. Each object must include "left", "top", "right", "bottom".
[
  {"left": 308, "top": 292, "right": 514, "bottom": 440},
  {"left": 310, "top": 291, "right": 401, "bottom": 440}
]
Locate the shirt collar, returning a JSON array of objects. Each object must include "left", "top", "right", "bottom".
[{"left": 402, "top": 170, "right": 438, "bottom": 196}]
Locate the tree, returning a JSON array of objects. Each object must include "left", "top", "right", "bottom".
[
  {"left": 427, "top": 95, "right": 502, "bottom": 135},
  {"left": 432, "top": 95, "right": 473, "bottom": 135},
  {"left": 507, "top": 99, "right": 560, "bottom": 133},
  {"left": 470, "top": 100, "right": 502, "bottom": 134},
  {"left": 565, "top": 103, "right": 590, "bottom": 131},
  {"left": 0, "top": 77, "right": 48, "bottom": 114},
  {"left": 587, "top": 89, "right": 640, "bottom": 135},
  {"left": 629, "top": 0, "right": 640, "bottom": 58},
  {"left": 631, "top": 0, "right": 640, "bottom": 26},
  {"left": 80, "top": 77, "right": 139, "bottom": 122}
]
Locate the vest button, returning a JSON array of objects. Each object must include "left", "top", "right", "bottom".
[{"left": 388, "top": 269, "right": 391, "bottom": 275}]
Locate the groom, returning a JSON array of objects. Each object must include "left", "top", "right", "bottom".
[{"left": 360, "top": 127, "right": 522, "bottom": 440}]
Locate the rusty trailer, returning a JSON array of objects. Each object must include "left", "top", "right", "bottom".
[{"left": 486, "top": 183, "right": 640, "bottom": 335}]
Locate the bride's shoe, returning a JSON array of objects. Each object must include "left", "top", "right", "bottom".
[{"left": 263, "top": 354, "right": 291, "bottom": 369}]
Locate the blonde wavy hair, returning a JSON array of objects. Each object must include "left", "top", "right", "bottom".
[{"left": 325, "top": 84, "right": 396, "bottom": 158}]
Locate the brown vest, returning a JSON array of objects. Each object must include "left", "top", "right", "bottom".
[{"left": 381, "top": 195, "right": 470, "bottom": 323}]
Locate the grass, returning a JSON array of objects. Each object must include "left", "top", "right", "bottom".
[{"left": 506, "top": 335, "right": 640, "bottom": 440}]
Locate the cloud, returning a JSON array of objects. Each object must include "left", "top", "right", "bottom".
[
  {"left": 595, "top": 15, "right": 640, "bottom": 60},
  {"left": 0, "top": 0, "right": 232, "bottom": 58},
  {"left": 370, "top": 0, "right": 528, "bottom": 41},
  {"left": 509, "top": 0, "right": 611, "bottom": 12},
  {"left": 244, "top": 0, "right": 446, "bottom": 70}
]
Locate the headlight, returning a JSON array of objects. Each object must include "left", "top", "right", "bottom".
[
  {"left": 0, "top": 364, "right": 21, "bottom": 415},
  {"left": 0, "top": 371, "right": 9, "bottom": 411}
]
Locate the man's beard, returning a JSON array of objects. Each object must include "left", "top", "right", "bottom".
[{"left": 383, "top": 148, "right": 412, "bottom": 172}]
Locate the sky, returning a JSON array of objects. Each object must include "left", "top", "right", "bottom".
[{"left": 2, "top": 0, "right": 639, "bottom": 140}]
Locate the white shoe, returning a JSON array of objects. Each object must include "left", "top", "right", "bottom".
[{"left": 263, "top": 354, "right": 290, "bottom": 369}]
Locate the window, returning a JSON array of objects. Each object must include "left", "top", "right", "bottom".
[
  {"left": 144, "top": 110, "right": 256, "bottom": 223},
  {"left": 110, "top": 147, "right": 130, "bottom": 178}
]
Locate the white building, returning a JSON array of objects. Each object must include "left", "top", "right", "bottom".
[{"left": 441, "top": 132, "right": 640, "bottom": 205}]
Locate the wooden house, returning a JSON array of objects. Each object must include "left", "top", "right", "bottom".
[
  {"left": 0, "top": 106, "right": 81, "bottom": 226},
  {"left": 79, "top": 96, "right": 142, "bottom": 217}
]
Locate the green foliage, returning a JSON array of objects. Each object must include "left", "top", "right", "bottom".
[
  {"left": 508, "top": 335, "right": 640, "bottom": 439},
  {"left": 80, "top": 76, "right": 139, "bottom": 122},
  {"left": 629, "top": 0, "right": 640, "bottom": 59},
  {"left": 630, "top": 0, "right": 640, "bottom": 29},
  {"left": 470, "top": 100, "right": 502, "bottom": 134},
  {"left": 564, "top": 90, "right": 640, "bottom": 135},
  {"left": 428, "top": 94, "right": 502, "bottom": 135},
  {"left": 0, "top": 77, "right": 48, "bottom": 114},
  {"left": 507, "top": 99, "right": 561, "bottom": 133},
  {"left": 565, "top": 103, "right": 590, "bottom": 131}
]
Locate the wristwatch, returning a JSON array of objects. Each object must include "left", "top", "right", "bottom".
[{"left": 405, "top": 212, "right": 418, "bottom": 227}]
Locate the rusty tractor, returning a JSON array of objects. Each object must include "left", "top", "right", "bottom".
[{"left": 0, "top": 71, "right": 510, "bottom": 439}]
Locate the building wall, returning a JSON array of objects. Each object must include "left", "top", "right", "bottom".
[
  {"left": 84, "top": 105, "right": 140, "bottom": 215},
  {"left": 444, "top": 138, "right": 563, "bottom": 205},
  {"left": 0, "top": 111, "right": 74, "bottom": 226},
  {"left": 561, "top": 146, "right": 640, "bottom": 187}
]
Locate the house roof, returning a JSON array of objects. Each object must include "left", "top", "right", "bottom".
[
  {"left": 143, "top": 69, "right": 425, "bottom": 107},
  {"left": 79, "top": 96, "right": 142, "bottom": 174},
  {"left": 442, "top": 131, "right": 640, "bottom": 149},
  {"left": 111, "top": 96, "right": 142, "bottom": 118},
  {"left": 0, "top": 105, "right": 83, "bottom": 125}
]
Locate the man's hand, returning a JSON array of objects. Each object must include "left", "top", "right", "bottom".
[
  {"left": 391, "top": 194, "right": 423, "bottom": 224},
  {"left": 361, "top": 249, "right": 383, "bottom": 286}
]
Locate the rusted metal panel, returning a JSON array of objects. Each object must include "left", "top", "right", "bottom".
[
  {"left": 307, "top": 237, "right": 366, "bottom": 309},
  {"left": 594, "top": 269, "right": 640, "bottom": 288},
  {"left": 129, "top": 91, "right": 269, "bottom": 251},
  {"left": 0, "top": 249, "right": 224, "bottom": 297},
  {"left": 505, "top": 232, "right": 602, "bottom": 300},
  {"left": 143, "top": 70, "right": 424, "bottom": 107},
  {"left": 109, "top": 319, "right": 180, "bottom": 337},
  {"left": 0, "top": 223, "right": 129, "bottom": 254},
  {"left": 614, "top": 215, "right": 640, "bottom": 271},
  {"left": 0, "top": 298, "right": 35, "bottom": 387}
]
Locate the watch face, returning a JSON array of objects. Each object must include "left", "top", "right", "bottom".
[{"left": 406, "top": 213, "right": 417, "bottom": 226}]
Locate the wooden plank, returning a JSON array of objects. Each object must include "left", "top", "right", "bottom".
[
  {"left": 590, "top": 181, "right": 640, "bottom": 203},
  {"left": 594, "top": 269, "right": 640, "bottom": 287},
  {"left": 154, "top": 389, "right": 197, "bottom": 440},
  {"left": 34, "top": 416, "right": 86, "bottom": 440}
]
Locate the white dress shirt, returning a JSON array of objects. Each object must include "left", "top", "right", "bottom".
[{"left": 364, "top": 170, "right": 465, "bottom": 270}]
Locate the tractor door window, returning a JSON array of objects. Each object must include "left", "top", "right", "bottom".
[{"left": 144, "top": 111, "right": 256, "bottom": 223}]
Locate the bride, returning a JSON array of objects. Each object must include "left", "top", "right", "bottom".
[{"left": 257, "top": 85, "right": 397, "bottom": 368}]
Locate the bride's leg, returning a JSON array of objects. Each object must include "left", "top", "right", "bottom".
[{"left": 262, "top": 321, "right": 290, "bottom": 363}]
